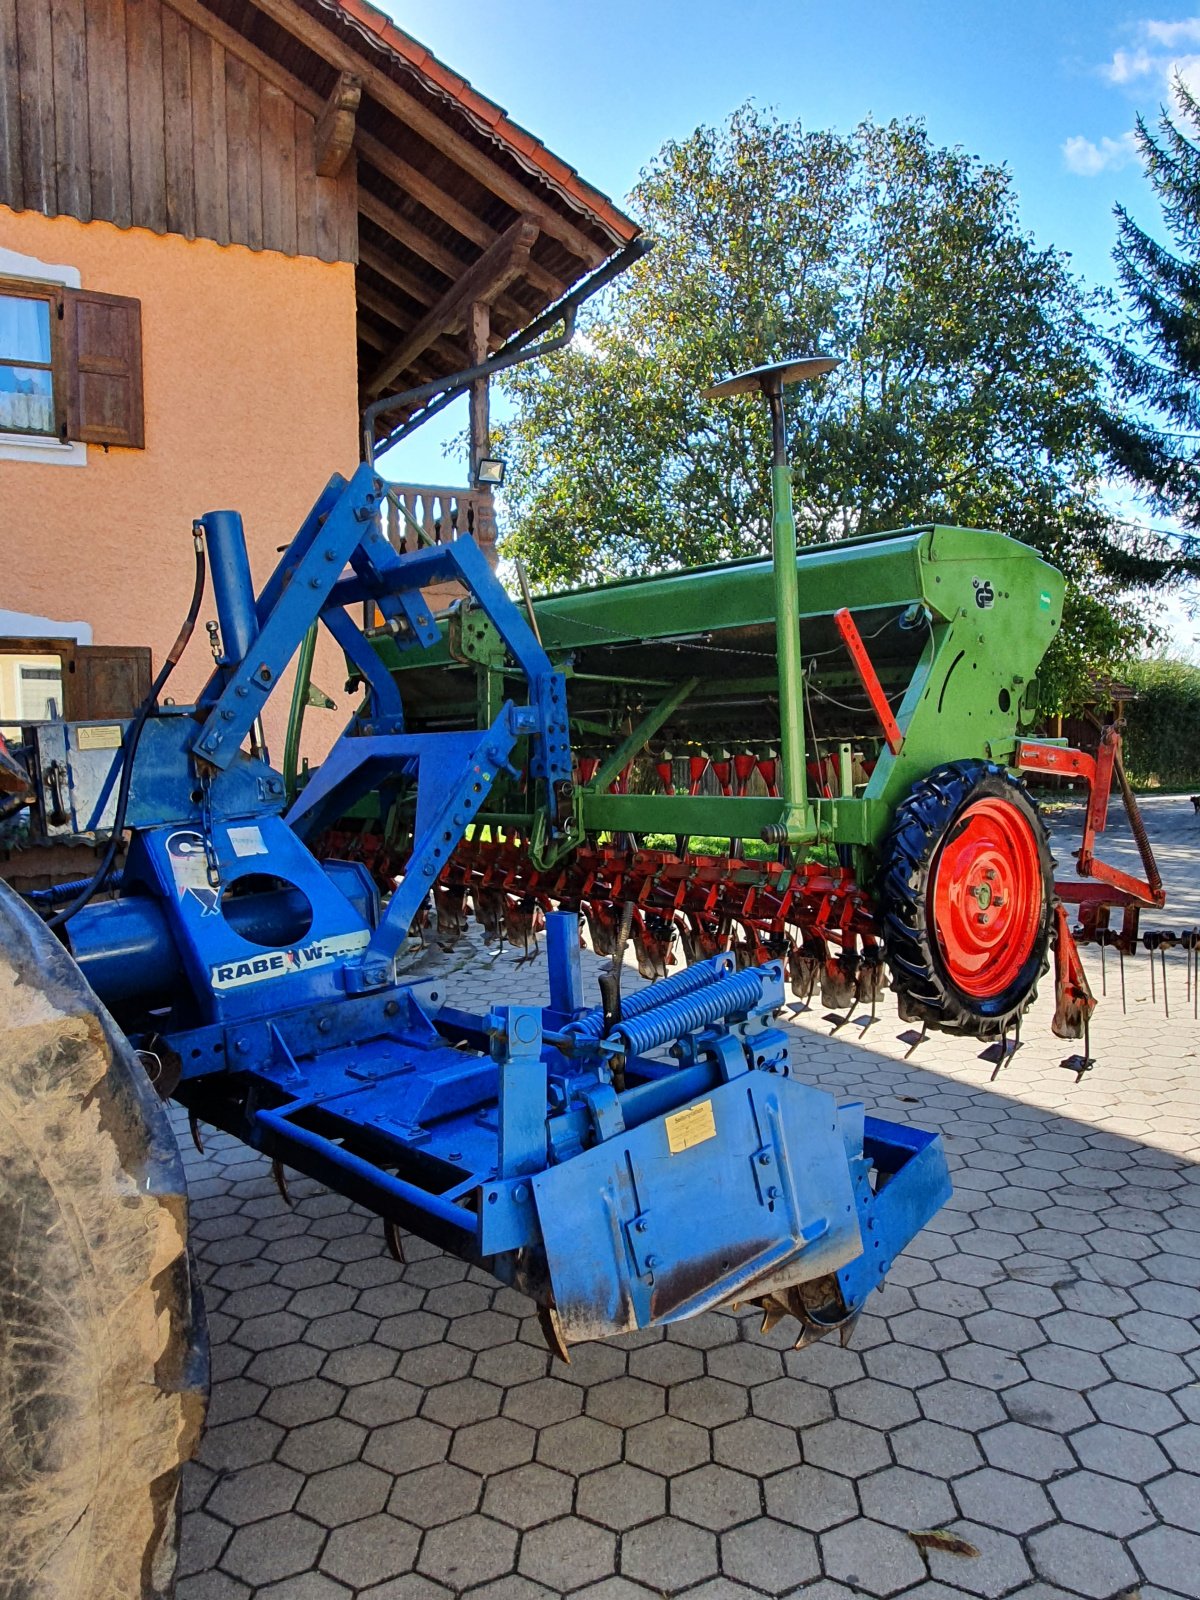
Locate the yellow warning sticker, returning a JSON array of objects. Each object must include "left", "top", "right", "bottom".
[
  {"left": 76, "top": 724, "right": 123, "bottom": 750},
  {"left": 665, "top": 1099, "right": 717, "bottom": 1154}
]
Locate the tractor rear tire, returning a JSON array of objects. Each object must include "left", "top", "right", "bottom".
[
  {"left": 0, "top": 882, "right": 207, "bottom": 1600},
  {"left": 878, "top": 761, "right": 1054, "bottom": 1037}
]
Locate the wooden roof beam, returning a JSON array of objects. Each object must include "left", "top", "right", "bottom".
[
  {"left": 367, "top": 216, "right": 538, "bottom": 397},
  {"left": 358, "top": 189, "right": 529, "bottom": 327},
  {"left": 315, "top": 71, "right": 361, "bottom": 176},
  {"left": 245, "top": 0, "right": 608, "bottom": 268},
  {"left": 162, "top": 0, "right": 567, "bottom": 296},
  {"left": 357, "top": 281, "right": 483, "bottom": 366}
]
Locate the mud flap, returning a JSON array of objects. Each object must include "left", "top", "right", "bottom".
[{"left": 531, "top": 1073, "right": 864, "bottom": 1346}]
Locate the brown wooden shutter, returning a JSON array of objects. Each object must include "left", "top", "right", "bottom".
[{"left": 61, "top": 289, "right": 145, "bottom": 448}]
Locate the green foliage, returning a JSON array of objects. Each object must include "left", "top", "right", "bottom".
[
  {"left": 496, "top": 108, "right": 1164, "bottom": 710},
  {"left": 1100, "top": 80, "right": 1200, "bottom": 566},
  {"left": 1120, "top": 656, "right": 1200, "bottom": 788}
]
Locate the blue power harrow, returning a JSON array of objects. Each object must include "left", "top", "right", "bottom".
[{"left": 29, "top": 464, "right": 950, "bottom": 1354}]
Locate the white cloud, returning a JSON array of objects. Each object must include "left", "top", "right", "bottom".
[
  {"left": 1062, "top": 131, "right": 1138, "bottom": 176},
  {"left": 1103, "top": 46, "right": 1156, "bottom": 84},
  {"left": 1145, "top": 18, "right": 1200, "bottom": 47},
  {"left": 1099, "top": 18, "right": 1200, "bottom": 100}
]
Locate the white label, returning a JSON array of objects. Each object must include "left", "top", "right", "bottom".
[
  {"left": 210, "top": 929, "right": 370, "bottom": 991},
  {"left": 228, "top": 824, "right": 267, "bottom": 858}
]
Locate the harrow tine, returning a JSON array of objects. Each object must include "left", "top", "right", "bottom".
[
  {"left": 271, "top": 1158, "right": 293, "bottom": 1207},
  {"left": 903, "top": 1021, "right": 928, "bottom": 1060},
  {"left": 384, "top": 1219, "right": 406, "bottom": 1264},
  {"left": 1119, "top": 946, "right": 1126, "bottom": 1014},
  {"left": 188, "top": 1111, "right": 206, "bottom": 1155}
]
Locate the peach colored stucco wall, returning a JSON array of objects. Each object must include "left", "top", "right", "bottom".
[{"left": 0, "top": 207, "right": 360, "bottom": 760}]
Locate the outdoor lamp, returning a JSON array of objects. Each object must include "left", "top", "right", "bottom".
[{"left": 475, "top": 456, "right": 506, "bottom": 487}]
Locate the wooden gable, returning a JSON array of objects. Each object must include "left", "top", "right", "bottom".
[{"left": 0, "top": 0, "right": 357, "bottom": 262}]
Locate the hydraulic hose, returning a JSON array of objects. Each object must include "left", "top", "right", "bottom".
[{"left": 48, "top": 531, "right": 207, "bottom": 931}]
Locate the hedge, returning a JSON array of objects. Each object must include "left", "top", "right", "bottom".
[{"left": 1121, "top": 658, "right": 1200, "bottom": 789}]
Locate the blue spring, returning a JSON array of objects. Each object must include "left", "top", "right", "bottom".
[
  {"left": 609, "top": 964, "right": 769, "bottom": 1055},
  {"left": 567, "top": 951, "right": 734, "bottom": 1039}
]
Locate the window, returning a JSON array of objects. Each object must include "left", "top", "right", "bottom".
[
  {"left": 0, "top": 287, "right": 58, "bottom": 438},
  {"left": 0, "top": 273, "right": 145, "bottom": 452}
]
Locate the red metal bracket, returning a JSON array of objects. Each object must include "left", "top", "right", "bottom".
[
  {"left": 1018, "top": 728, "right": 1165, "bottom": 917},
  {"left": 833, "top": 608, "right": 903, "bottom": 755}
]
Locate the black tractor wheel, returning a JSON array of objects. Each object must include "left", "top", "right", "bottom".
[
  {"left": 878, "top": 760, "right": 1054, "bottom": 1037},
  {"left": 0, "top": 882, "right": 207, "bottom": 1600}
]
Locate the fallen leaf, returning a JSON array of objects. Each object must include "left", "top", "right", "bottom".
[{"left": 908, "top": 1529, "right": 981, "bottom": 1558}]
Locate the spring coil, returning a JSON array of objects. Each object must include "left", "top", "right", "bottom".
[
  {"left": 608, "top": 965, "right": 769, "bottom": 1055},
  {"left": 568, "top": 952, "right": 735, "bottom": 1038}
]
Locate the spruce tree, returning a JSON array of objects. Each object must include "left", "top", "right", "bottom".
[{"left": 1102, "top": 79, "right": 1200, "bottom": 568}]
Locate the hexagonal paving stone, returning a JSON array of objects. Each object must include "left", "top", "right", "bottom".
[
  {"left": 421, "top": 1376, "right": 502, "bottom": 1428},
  {"left": 502, "top": 1376, "right": 582, "bottom": 1427},
  {"left": 627, "top": 1340, "right": 705, "bottom": 1386},
  {"left": 221, "top": 1513, "right": 325, "bottom": 1588},
  {"left": 802, "top": 1418, "right": 891, "bottom": 1477},
  {"left": 1147, "top": 1469, "right": 1200, "bottom": 1534},
  {"left": 712, "top": 1415, "right": 800, "bottom": 1475},
  {"left": 417, "top": 1514, "right": 517, "bottom": 1590},
  {"left": 389, "top": 1461, "right": 481, "bottom": 1529},
  {"left": 261, "top": 1378, "right": 345, "bottom": 1428},
  {"left": 518, "top": 1516, "right": 616, "bottom": 1590},
  {"left": 1028, "top": 1522, "right": 1139, "bottom": 1599},
  {"left": 582, "top": 1376, "right": 663, "bottom": 1428},
  {"left": 924, "top": 1519, "right": 1032, "bottom": 1598},
  {"left": 979, "top": 1420, "right": 1075, "bottom": 1480},
  {"left": 836, "top": 1377, "right": 921, "bottom": 1431},
  {"left": 670, "top": 1464, "right": 760, "bottom": 1531},
  {"left": 482, "top": 1462, "right": 575, "bottom": 1530},
  {"left": 858, "top": 1465, "right": 956, "bottom": 1531},
  {"left": 574, "top": 1462, "right": 665, "bottom": 1530},
  {"left": 764, "top": 1463, "right": 858, "bottom": 1531},
  {"left": 621, "top": 1516, "right": 718, "bottom": 1591},
  {"left": 1071, "top": 1421, "right": 1171, "bottom": 1482},
  {"left": 822, "top": 1517, "right": 928, "bottom": 1597},
  {"left": 722, "top": 1516, "right": 820, "bottom": 1591},
  {"left": 668, "top": 1376, "right": 747, "bottom": 1426},
  {"left": 891, "top": 1418, "right": 983, "bottom": 1477},
  {"left": 536, "top": 1415, "right": 623, "bottom": 1474},
  {"left": 206, "top": 1461, "right": 303, "bottom": 1525},
  {"left": 1048, "top": 1469, "right": 1155, "bottom": 1537},
  {"left": 704, "top": 1340, "right": 786, "bottom": 1387},
  {"left": 449, "top": 1415, "right": 536, "bottom": 1475},
  {"left": 953, "top": 1466, "right": 1054, "bottom": 1534},
  {"left": 297, "top": 1460, "right": 391, "bottom": 1526},
  {"left": 751, "top": 1376, "right": 833, "bottom": 1428},
  {"left": 277, "top": 1417, "right": 365, "bottom": 1474},
  {"left": 363, "top": 1417, "right": 451, "bottom": 1476},
  {"left": 199, "top": 1416, "right": 285, "bottom": 1473},
  {"left": 1131, "top": 1523, "right": 1200, "bottom": 1591},
  {"left": 319, "top": 1513, "right": 421, "bottom": 1590}
]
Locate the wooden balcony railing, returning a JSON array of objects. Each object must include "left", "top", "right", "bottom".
[{"left": 382, "top": 483, "right": 497, "bottom": 557}]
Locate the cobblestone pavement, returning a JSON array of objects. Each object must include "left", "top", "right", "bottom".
[{"left": 177, "top": 795, "right": 1200, "bottom": 1600}]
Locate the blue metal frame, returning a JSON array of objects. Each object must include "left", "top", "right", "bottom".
[{"left": 47, "top": 472, "right": 951, "bottom": 1351}]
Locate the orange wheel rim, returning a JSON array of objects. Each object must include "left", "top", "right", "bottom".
[{"left": 930, "top": 796, "right": 1043, "bottom": 999}]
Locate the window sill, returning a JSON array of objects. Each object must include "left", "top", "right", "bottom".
[{"left": 0, "top": 433, "right": 86, "bottom": 467}]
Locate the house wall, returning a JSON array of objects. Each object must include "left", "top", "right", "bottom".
[{"left": 0, "top": 206, "right": 361, "bottom": 758}]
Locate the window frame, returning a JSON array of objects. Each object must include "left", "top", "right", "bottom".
[{"left": 0, "top": 274, "right": 65, "bottom": 442}]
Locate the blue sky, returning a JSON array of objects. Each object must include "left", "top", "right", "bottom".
[{"left": 379, "top": 2, "right": 1200, "bottom": 650}]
